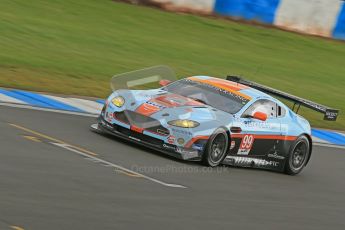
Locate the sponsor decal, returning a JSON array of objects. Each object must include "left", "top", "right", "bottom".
[
  {"left": 227, "top": 156, "right": 279, "bottom": 167},
  {"left": 267, "top": 152, "right": 285, "bottom": 160},
  {"left": 167, "top": 135, "right": 175, "bottom": 144},
  {"left": 177, "top": 138, "right": 185, "bottom": 145},
  {"left": 325, "top": 109, "right": 338, "bottom": 121},
  {"left": 135, "top": 94, "right": 202, "bottom": 116},
  {"left": 135, "top": 102, "right": 161, "bottom": 116},
  {"left": 163, "top": 144, "right": 176, "bottom": 151},
  {"left": 146, "top": 100, "right": 166, "bottom": 109},
  {"left": 156, "top": 129, "right": 169, "bottom": 136},
  {"left": 237, "top": 134, "right": 254, "bottom": 155},
  {"left": 171, "top": 128, "right": 193, "bottom": 136},
  {"left": 230, "top": 140, "right": 236, "bottom": 150},
  {"left": 243, "top": 120, "right": 271, "bottom": 129}
]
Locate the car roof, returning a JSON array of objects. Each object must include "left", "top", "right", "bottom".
[{"left": 187, "top": 76, "right": 270, "bottom": 101}]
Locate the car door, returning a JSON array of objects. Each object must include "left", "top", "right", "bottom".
[{"left": 231, "top": 99, "right": 282, "bottom": 157}]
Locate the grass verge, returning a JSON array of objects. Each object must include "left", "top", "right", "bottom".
[{"left": 1, "top": 0, "right": 345, "bottom": 130}]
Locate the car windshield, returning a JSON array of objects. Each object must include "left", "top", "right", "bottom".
[{"left": 164, "top": 78, "right": 250, "bottom": 114}]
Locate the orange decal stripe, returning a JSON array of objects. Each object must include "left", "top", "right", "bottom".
[
  {"left": 135, "top": 103, "right": 161, "bottom": 116},
  {"left": 188, "top": 77, "right": 251, "bottom": 100},
  {"left": 231, "top": 134, "right": 297, "bottom": 141},
  {"left": 201, "top": 78, "right": 249, "bottom": 91},
  {"left": 185, "top": 135, "right": 210, "bottom": 148},
  {"left": 131, "top": 125, "right": 144, "bottom": 133}
]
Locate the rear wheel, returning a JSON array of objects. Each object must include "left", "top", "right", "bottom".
[
  {"left": 202, "top": 128, "right": 229, "bottom": 167},
  {"left": 285, "top": 135, "right": 310, "bottom": 175}
]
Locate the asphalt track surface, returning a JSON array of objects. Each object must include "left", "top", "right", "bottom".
[{"left": 0, "top": 105, "right": 344, "bottom": 230}]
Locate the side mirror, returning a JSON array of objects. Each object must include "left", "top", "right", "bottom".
[
  {"left": 252, "top": 111, "right": 267, "bottom": 121},
  {"left": 159, "top": 79, "right": 172, "bottom": 87}
]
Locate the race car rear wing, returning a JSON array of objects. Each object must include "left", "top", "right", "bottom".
[{"left": 227, "top": 76, "right": 339, "bottom": 121}]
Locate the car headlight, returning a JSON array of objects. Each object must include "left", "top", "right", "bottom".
[
  {"left": 168, "top": 120, "right": 200, "bottom": 128},
  {"left": 111, "top": 96, "right": 125, "bottom": 107}
]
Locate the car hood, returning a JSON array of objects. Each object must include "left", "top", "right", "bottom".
[{"left": 114, "top": 89, "right": 233, "bottom": 125}]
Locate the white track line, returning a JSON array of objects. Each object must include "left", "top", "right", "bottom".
[
  {"left": 0, "top": 93, "right": 27, "bottom": 104},
  {"left": 313, "top": 142, "right": 345, "bottom": 149},
  {"left": 51, "top": 142, "right": 187, "bottom": 188}
]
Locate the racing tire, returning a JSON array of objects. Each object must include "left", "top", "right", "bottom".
[
  {"left": 285, "top": 135, "right": 310, "bottom": 175},
  {"left": 202, "top": 128, "right": 229, "bottom": 167}
]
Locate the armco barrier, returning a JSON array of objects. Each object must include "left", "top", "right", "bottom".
[
  {"left": 275, "top": 0, "right": 343, "bottom": 37},
  {"left": 151, "top": 0, "right": 215, "bottom": 13},
  {"left": 333, "top": 2, "right": 345, "bottom": 40},
  {"left": 148, "top": 0, "right": 345, "bottom": 41},
  {"left": 214, "top": 0, "right": 280, "bottom": 24}
]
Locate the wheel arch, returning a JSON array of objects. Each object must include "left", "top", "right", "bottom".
[
  {"left": 284, "top": 133, "right": 312, "bottom": 175},
  {"left": 201, "top": 126, "right": 230, "bottom": 166},
  {"left": 303, "top": 133, "right": 313, "bottom": 165}
]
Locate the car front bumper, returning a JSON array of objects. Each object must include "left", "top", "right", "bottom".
[{"left": 96, "top": 116, "right": 202, "bottom": 161}]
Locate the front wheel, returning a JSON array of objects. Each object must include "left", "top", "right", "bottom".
[
  {"left": 202, "top": 128, "right": 229, "bottom": 167},
  {"left": 285, "top": 135, "right": 310, "bottom": 175}
]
